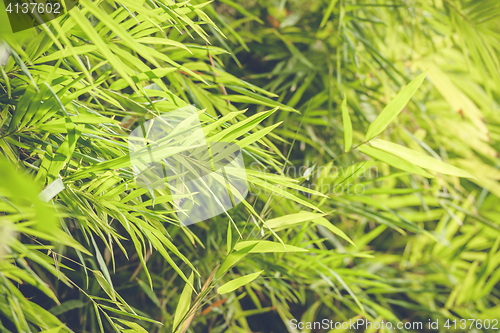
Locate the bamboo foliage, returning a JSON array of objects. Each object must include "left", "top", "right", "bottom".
[{"left": 0, "top": 0, "right": 499, "bottom": 332}]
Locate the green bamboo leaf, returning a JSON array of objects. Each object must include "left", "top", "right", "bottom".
[
  {"left": 92, "top": 270, "right": 115, "bottom": 301},
  {"left": 80, "top": 0, "right": 160, "bottom": 69},
  {"left": 99, "top": 305, "right": 162, "bottom": 324},
  {"left": 136, "top": 279, "right": 161, "bottom": 309},
  {"left": 232, "top": 122, "right": 283, "bottom": 151},
  {"left": 233, "top": 241, "right": 308, "bottom": 253},
  {"left": 222, "top": 94, "right": 297, "bottom": 112},
  {"left": 8, "top": 83, "right": 39, "bottom": 132},
  {"left": 93, "top": 303, "right": 105, "bottom": 333},
  {"left": 273, "top": 30, "right": 314, "bottom": 68},
  {"left": 320, "top": 0, "right": 340, "bottom": 27},
  {"left": 215, "top": 243, "right": 258, "bottom": 280},
  {"left": 370, "top": 139, "right": 475, "bottom": 178},
  {"left": 68, "top": 6, "right": 138, "bottom": 92},
  {"left": 206, "top": 108, "right": 277, "bottom": 143},
  {"left": 173, "top": 272, "right": 194, "bottom": 332},
  {"left": 46, "top": 124, "right": 84, "bottom": 183},
  {"left": 39, "top": 326, "right": 64, "bottom": 333},
  {"left": 312, "top": 217, "right": 357, "bottom": 248},
  {"left": 247, "top": 177, "right": 324, "bottom": 213},
  {"left": 218, "top": 270, "right": 264, "bottom": 294},
  {"left": 365, "top": 71, "right": 427, "bottom": 140},
  {"left": 116, "top": 319, "right": 149, "bottom": 333},
  {"left": 218, "top": 0, "right": 263, "bottom": 24},
  {"left": 341, "top": 95, "right": 352, "bottom": 151},
  {"left": 226, "top": 221, "right": 232, "bottom": 255},
  {"left": 359, "top": 144, "right": 434, "bottom": 178},
  {"left": 266, "top": 212, "right": 325, "bottom": 230},
  {"left": 49, "top": 300, "right": 86, "bottom": 316},
  {"left": 6, "top": 45, "right": 38, "bottom": 91}
]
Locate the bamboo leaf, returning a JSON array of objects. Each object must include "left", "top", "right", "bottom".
[
  {"left": 266, "top": 212, "right": 325, "bottom": 230},
  {"left": 365, "top": 71, "right": 427, "bottom": 140},
  {"left": 312, "top": 217, "right": 356, "bottom": 248},
  {"left": 341, "top": 95, "right": 352, "bottom": 151},
  {"left": 173, "top": 272, "right": 194, "bottom": 332},
  {"left": 218, "top": 270, "right": 263, "bottom": 294},
  {"left": 359, "top": 144, "right": 434, "bottom": 178},
  {"left": 233, "top": 241, "right": 308, "bottom": 253},
  {"left": 370, "top": 139, "right": 474, "bottom": 178}
]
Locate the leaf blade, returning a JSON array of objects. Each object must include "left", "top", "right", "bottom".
[
  {"left": 365, "top": 71, "right": 427, "bottom": 140},
  {"left": 218, "top": 270, "right": 264, "bottom": 294},
  {"left": 341, "top": 95, "right": 352, "bottom": 151},
  {"left": 370, "top": 139, "right": 475, "bottom": 178}
]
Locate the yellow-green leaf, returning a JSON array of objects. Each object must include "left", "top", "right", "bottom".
[
  {"left": 172, "top": 272, "right": 194, "bottom": 332},
  {"left": 218, "top": 271, "right": 264, "bottom": 294},
  {"left": 370, "top": 139, "right": 474, "bottom": 178},
  {"left": 266, "top": 212, "right": 325, "bottom": 231},
  {"left": 366, "top": 71, "right": 427, "bottom": 140},
  {"left": 359, "top": 144, "right": 434, "bottom": 178},
  {"left": 341, "top": 95, "right": 352, "bottom": 151},
  {"left": 312, "top": 217, "right": 357, "bottom": 248},
  {"left": 233, "top": 241, "right": 308, "bottom": 253}
]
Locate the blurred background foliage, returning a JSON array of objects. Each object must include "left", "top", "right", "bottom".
[{"left": 0, "top": 0, "right": 500, "bottom": 332}]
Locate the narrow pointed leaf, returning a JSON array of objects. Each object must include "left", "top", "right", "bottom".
[
  {"left": 366, "top": 71, "right": 427, "bottom": 140},
  {"left": 341, "top": 95, "right": 352, "bottom": 151},
  {"left": 218, "top": 270, "right": 264, "bottom": 294}
]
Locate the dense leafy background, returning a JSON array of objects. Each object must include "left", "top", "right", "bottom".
[{"left": 1, "top": 0, "right": 500, "bottom": 332}]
